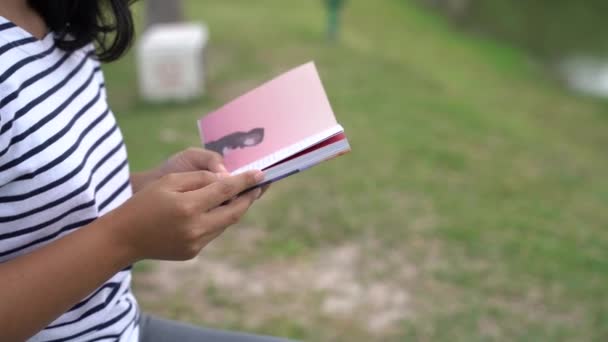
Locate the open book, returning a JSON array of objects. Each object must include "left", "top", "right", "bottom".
[{"left": 198, "top": 62, "right": 350, "bottom": 191}]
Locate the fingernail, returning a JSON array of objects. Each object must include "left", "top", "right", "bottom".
[
  {"left": 218, "top": 164, "right": 228, "bottom": 173},
  {"left": 254, "top": 171, "right": 265, "bottom": 183},
  {"left": 253, "top": 188, "right": 262, "bottom": 199}
]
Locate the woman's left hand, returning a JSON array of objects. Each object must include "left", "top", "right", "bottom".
[
  {"left": 132, "top": 148, "right": 270, "bottom": 197},
  {"left": 131, "top": 148, "right": 227, "bottom": 193},
  {"left": 158, "top": 148, "right": 228, "bottom": 176},
  {"left": 157, "top": 148, "right": 271, "bottom": 199}
]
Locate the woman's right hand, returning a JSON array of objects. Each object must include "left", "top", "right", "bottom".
[{"left": 107, "top": 170, "right": 264, "bottom": 262}]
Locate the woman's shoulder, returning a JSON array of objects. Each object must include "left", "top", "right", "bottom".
[{"left": 0, "top": 35, "right": 102, "bottom": 150}]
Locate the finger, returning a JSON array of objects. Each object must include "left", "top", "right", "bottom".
[
  {"left": 193, "top": 170, "right": 264, "bottom": 210},
  {"left": 185, "top": 148, "right": 227, "bottom": 173},
  {"left": 162, "top": 170, "right": 218, "bottom": 192},
  {"left": 204, "top": 188, "right": 260, "bottom": 228}
]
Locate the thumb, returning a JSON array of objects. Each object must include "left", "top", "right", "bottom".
[{"left": 162, "top": 171, "right": 219, "bottom": 192}]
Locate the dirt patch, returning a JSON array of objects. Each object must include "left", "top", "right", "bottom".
[{"left": 134, "top": 227, "right": 416, "bottom": 337}]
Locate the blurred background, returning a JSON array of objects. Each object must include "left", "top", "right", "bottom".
[{"left": 103, "top": 0, "right": 608, "bottom": 341}]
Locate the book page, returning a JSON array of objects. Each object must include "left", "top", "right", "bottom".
[
  {"left": 198, "top": 62, "right": 338, "bottom": 172},
  {"left": 232, "top": 124, "right": 343, "bottom": 174}
]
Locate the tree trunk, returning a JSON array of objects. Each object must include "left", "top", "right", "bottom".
[{"left": 145, "top": 0, "right": 184, "bottom": 27}]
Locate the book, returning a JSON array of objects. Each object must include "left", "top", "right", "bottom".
[{"left": 197, "top": 62, "right": 350, "bottom": 191}]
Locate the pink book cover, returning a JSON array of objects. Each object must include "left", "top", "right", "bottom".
[{"left": 198, "top": 62, "right": 344, "bottom": 174}]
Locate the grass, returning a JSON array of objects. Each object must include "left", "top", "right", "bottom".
[{"left": 104, "top": 0, "right": 608, "bottom": 341}]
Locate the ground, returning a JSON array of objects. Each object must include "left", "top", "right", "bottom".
[{"left": 103, "top": 0, "right": 608, "bottom": 341}]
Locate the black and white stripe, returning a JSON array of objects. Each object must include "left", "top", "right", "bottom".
[{"left": 0, "top": 16, "right": 138, "bottom": 342}]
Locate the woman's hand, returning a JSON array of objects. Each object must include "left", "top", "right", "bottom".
[
  {"left": 160, "top": 148, "right": 271, "bottom": 196},
  {"left": 158, "top": 147, "right": 228, "bottom": 176},
  {"left": 0, "top": 169, "right": 263, "bottom": 341},
  {"left": 111, "top": 170, "right": 265, "bottom": 261},
  {"left": 130, "top": 148, "right": 227, "bottom": 193}
]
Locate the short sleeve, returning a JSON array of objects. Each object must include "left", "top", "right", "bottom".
[{"left": 0, "top": 84, "right": 16, "bottom": 165}]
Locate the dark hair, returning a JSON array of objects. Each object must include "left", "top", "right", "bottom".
[{"left": 27, "top": 0, "right": 137, "bottom": 62}]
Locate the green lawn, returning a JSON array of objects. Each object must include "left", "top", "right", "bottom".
[{"left": 103, "top": 0, "right": 608, "bottom": 341}]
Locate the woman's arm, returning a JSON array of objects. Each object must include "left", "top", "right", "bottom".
[
  {"left": 0, "top": 170, "right": 262, "bottom": 341},
  {"left": 0, "top": 210, "right": 135, "bottom": 341}
]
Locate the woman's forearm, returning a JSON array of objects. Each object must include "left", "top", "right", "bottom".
[{"left": 0, "top": 210, "right": 135, "bottom": 341}]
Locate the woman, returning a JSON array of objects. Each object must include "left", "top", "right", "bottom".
[{"left": 0, "top": 0, "right": 289, "bottom": 341}]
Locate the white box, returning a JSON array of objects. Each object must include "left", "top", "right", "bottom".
[{"left": 137, "top": 22, "right": 209, "bottom": 102}]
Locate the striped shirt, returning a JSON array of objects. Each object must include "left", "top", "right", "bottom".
[{"left": 0, "top": 16, "right": 139, "bottom": 341}]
